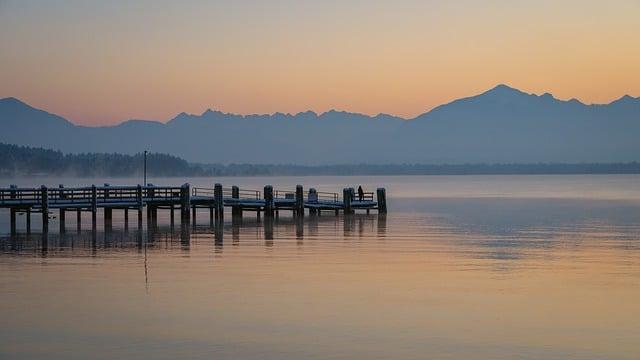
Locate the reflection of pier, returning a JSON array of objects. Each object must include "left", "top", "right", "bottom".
[
  {"left": 0, "top": 214, "right": 388, "bottom": 257},
  {"left": 1, "top": 184, "right": 387, "bottom": 234}
]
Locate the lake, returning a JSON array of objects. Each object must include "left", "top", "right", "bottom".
[{"left": 1, "top": 175, "right": 639, "bottom": 359}]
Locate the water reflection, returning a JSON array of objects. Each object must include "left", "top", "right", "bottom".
[
  {"left": 2, "top": 198, "right": 640, "bottom": 268},
  {"left": 2, "top": 197, "right": 640, "bottom": 360},
  {"left": 0, "top": 214, "right": 390, "bottom": 257}
]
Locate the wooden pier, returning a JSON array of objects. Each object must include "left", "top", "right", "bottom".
[{"left": 0, "top": 183, "right": 386, "bottom": 233}]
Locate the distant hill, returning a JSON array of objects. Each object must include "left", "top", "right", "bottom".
[{"left": 1, "top": 85, "right": 639, "bottom": 164}]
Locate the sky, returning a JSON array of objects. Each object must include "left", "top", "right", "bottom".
[{"left": 1, "top": 0, "right": 639, "bottom": 125}]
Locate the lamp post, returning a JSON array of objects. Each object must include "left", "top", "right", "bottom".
[{"left": 143, "top": 150, "right": 148, "bottom": 186}]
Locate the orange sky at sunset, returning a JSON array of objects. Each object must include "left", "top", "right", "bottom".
[{"left": 1, "top": 0, "right": 639, "bottom": 125}]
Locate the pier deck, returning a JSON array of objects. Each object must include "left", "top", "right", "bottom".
[{"left": 0, "top": 183, "right": 387, "bottom": 233}]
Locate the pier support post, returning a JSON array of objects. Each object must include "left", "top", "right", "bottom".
[
  {"left": 295, "top": 185, "right": 304, "bottom": 217},
  {"left": 103, "top": 184, "right": 112, "bottom": 230},
  {"left": 192, "top": 205, "right": 196, "bottom": 224},
  {"left": 76, "top": 209, "right": 81, "bottom": 231},
  {"left": 41, "top": 185, "right": 49, "bottom": 232},
  {"left": 137, "top": 185, "right": 143, "bottom": 228},
  {"left": 91, "top": 185, "right": 97, "bottom": 229},
  {"left": 376, "top": 188, "right": 387, "bottom": 214},
  {"left": 10, "top": 209, "right": 16, "bottom": 234},
  {"left": 264, "top": 185, "right": 274, "bottom": 218},
  {"left": 231, "top": 186, "right": 241, "bottom": 219},
  {"left": 124, "top": 208, "right": 129, "bottom": 229},
  {"left": 26, "top": 208, "right": 31, "bottom": 233},
  {"left": 343, "top": 188, "right": 353, "bottom": 215},
  {"left": 214, "top": 183, "right": 224, "bottom": 221},
  {"left": 180, "top": 183, "right": 191, "bottom": 224},
  {"left": 59, "top": 209, "right": 66, "bottom": 233},
  {"left": 104, "top": 208, "right": 112, "bottom": 229}
]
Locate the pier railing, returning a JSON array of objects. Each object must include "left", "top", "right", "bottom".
[
  {"left": 142, "top": 186, "right": 181, "bottom": 200},
  {"left": 193, "top": 186, "right": 261, "bottom": 200},
  {"left": 193, "top": 187, "right": 215, "bottom": 197},
  {"left": 0, "top": 187, "right": 42, "bottom": 205},
  {"left": 311, "top": 191, "right": 340, "bottom": 203},
  {"left": 235, "top": 189, "right": 261, "bottom": 200},
  {"left": 274, "top": 189, "right": 296, "bottom": 199},
  {"left": 353, "top": 191, "right": 375, "bottom": 201}
]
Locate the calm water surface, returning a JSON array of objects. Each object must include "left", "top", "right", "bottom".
[{"left": 1, "top": 175, "right": 639, "bottom": 359}]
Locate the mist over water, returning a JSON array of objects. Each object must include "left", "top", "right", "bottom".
[{"left": 1, "top": 175, "right": 640, "bottom": 359}]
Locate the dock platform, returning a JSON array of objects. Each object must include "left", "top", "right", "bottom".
[{"left": 0, "top": 183, "right": 387, "bottom": 233}]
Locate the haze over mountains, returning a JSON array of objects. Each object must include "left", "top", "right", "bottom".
[{"left": 1, "top": 85, "right": 639, "bottom": 164}]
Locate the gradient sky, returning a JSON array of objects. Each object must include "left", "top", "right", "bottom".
[{"left": 1, "top": 0, "right": 639, "bottom": 125}]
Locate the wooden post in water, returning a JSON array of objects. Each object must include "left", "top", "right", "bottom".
[
  {"left": 136, "top": 185, "right": 143, "bottom": 228},
  {"left": 180, "top": 183, "right": 191, "bottom": 224},
  {"left": 76, "top": 209, "right": 81, "bottom": 231},
  {"left": 59, "top": 208, "right": 66, "bottom": 233},
  {"left": 147, "top": 185, "right": 157, "bottom": 222},
  {"left": 231, "top": 186, "right": 241, "bottom": 219},
  {"left": 103, "top": 184, "right": 112, "bottom": 226},
  {"left": 343, "top": 188, "right": 352, "bottom": 215},
  {"left": 41, "top": 185, "right": 49, "bottom": 232},
  {"left": 10, "top": 209, "right": 16, "bottom": 234},
  {"left": 214, "top": 183, "right": 224, "bottom": 221},
  {"left": 376, "top": 188, "right": 387, "bottom": 214},
  {"left": 26, "top": 208, "right": 31, "bottom": 233},
  {"left": 124, "top": 208, "right": 129, "bottom": 230},
  {"left": 295, "top": 185, "right": 304, "bottom": 217},
  {"left": 104, "top": 207, "right": 113, "bottom": 224},
  {"left": 264, "top": 185, "right": 274, "bottom": 218},
  {"left": 57, "top": 185, "right": 66, "bottom": 233},
  {"left": 90, "top": 185, "right": 97, "bottom": 229},
  {"left": 9, "top": 185, "right": 18, "bottom": 233}
]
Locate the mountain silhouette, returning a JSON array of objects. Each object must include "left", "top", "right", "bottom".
[{"left": 1, "top": 85, "right": 638, "bottom": 164}]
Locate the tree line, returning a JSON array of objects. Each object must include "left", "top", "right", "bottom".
[{"left": 1, "top": 142, "right": 640, "bottom": 177}]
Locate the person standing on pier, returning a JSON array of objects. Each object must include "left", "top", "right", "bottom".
[{"left": 358, "top": 186, "right": 364, "bottom": 201}]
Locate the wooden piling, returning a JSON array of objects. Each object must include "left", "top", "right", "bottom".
[
  {"left": 59, "top": 208, "right": 66, "bottom": 233},
  {"left": 10, "top": 208, "right": 16, "bottom": 234},
  {"left": 41, "top": 185, "right": 49, "bottom": 232},
  {"left": 104, "top": 208, "right": 112, "bottom": 223},
  {"left": 90, "top": 185, "right": 97, "bottom": 229},
  {"left": 264, "top": 185, "right": 274, "bottom": 218},
  {"left": 231, "top": 185, "right": 241, "bottom": 218},
  {"left": 26, "top": 208, "right": 31, "bottom": 233},
  {"left": 76, "top": 209, "right": 81, "bottom": 231},
  {"left": 343, "top": 188, "right": 353, "bottom": 214},
  {"left": 136, "top": 184, "right": 143, "bottom": 228},
  {"left": 295, "top": 185, "right": 304, "bottom": 217},
  {"left": 376, "top": 188, "right": 387, "bottom": 214},
  {"left": 214, "top": 183, "right": 223, "bottom": 220},
  {"left": 180, "top": 183, "right": 191, "bottom": 223}
]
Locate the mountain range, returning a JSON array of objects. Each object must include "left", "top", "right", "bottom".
[{"left": 1, "top": 84, "right": 639, "bottom": 164}]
